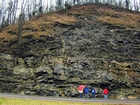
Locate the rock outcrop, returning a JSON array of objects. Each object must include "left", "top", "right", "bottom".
[{"left": 0, "top": 4, "right": 140, "bottom": 99}]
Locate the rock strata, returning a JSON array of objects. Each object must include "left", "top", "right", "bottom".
[{"left": 0, "top": 5, "right": 140, "bottom": 99}]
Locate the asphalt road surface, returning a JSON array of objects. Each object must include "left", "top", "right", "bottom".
[{"left": 0, "top": 93, "right": 140, "bottom": 104}]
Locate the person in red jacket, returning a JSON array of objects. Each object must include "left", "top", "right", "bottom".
[{"left": 103, "top": 88, "right": 109, "bottom": 99}]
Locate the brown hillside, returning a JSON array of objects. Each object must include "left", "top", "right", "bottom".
[{"left": 0, "top": 4, "right": 140, "bottom": 45}]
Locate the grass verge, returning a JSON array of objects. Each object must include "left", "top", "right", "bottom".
[{"left": 0, "top": 98, "right": 139, "bottom": 105}]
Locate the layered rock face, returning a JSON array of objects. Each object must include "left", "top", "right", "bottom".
[{"left": 0, "top": 5, "right": 140, "bottom": 99}]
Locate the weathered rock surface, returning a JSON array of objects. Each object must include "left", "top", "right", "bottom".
[{"left": 0, "top": 4, "right": 140, "bottom": 99}]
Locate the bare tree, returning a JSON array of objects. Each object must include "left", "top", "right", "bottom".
[
  {"left": 15, "top": 0, "right": 26, "bottom": 64},
  {"left": 0, "top": 0, "right": 18, "bottom": 28},
  {"left": 73, "top": 0, "right": 80, "bottom": 4},
  {"left": 118, "top": 0, "right": 123, "bottom": 7},
  {"left": 12, "top": 0, "right": 19, "bottom": 24},
  {"left": 0, "top": 0, "right": 5, "bottom": 24},
  {"left": 65, "top": 1, "right": 72, "bottom": 14},
  {"left": 125, "top": 0, "right": 130, "bottom": 9},
  {"left": 7, "top": 1, "right": 13, "bottom": 25},
  {"left": 95, "top": 0, "right": 99, "bottom": 4},
  {"left": 26, "top": 0, "right": 32, "bottom": 20},
  {"left": 89, "top": 0, "right": 94, "bottom": 3},
  {"left": 38, "top": 0, "right": 43, "bottom": 14},
  {"left": 56, "top": 0, "right": 64, "bottom": 10},
  {"left": 134, "top": 0, "right": 140, "bottom": 11}
]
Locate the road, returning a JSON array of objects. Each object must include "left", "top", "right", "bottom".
[{"left": 0, "top": 93, "right": 140, "bottom": 104}]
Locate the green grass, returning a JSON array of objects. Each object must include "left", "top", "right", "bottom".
[
  {"left": 0, "top": 98, "right": 138, "bottom": 105},
  {"left": 0, "top": 98, "right": 6, "bottom": 104}
]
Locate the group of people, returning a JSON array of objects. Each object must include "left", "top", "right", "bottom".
[{"left": 78, "top": 86, "right": 109, "bottom": 99}]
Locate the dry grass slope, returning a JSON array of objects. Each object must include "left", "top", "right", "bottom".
[{"left": 0, "top": 4, "right": 140, "bottom": 45}]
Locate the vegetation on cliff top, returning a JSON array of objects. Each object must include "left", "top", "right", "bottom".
[{"left": 0, "top": 3, "right": 140, "bottom": 44}]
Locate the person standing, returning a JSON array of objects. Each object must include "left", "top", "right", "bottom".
[
  {"left": 91, "top": 87, "right": 96, "bottom": 98},
  {"left": 78, "top": 85, "right": 85, "bottom": 98},
  {"left": 83, "top": 86, "right": 89, "bottom": 98},
  {"left": 103, "top": 88, "right": 109, "bottom": 99},
  {"left": 79, "top": 89, "right": 83, "bottom": 98}
]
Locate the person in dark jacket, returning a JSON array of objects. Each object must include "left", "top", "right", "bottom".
[
  {"left": 91, "top": 87, "right": 96, "bottom": 98},
  {"left": 103, "top": 88, "right": 109, "bottom": 99},
  {"left": 83, "top": 86, "right": 89, "bottom": 98}
]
